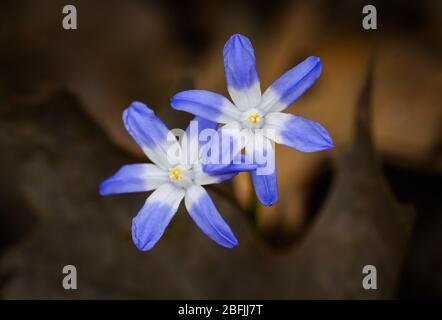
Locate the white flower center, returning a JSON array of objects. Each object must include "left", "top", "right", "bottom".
[
  {"left": 168, "top": 166, "right": 193, "bottom": 188},
  {"left": 168, "top": 167, "right": 182, "bottom": 181},
  {"left": 241, "top": 108, "right": 264, "bottom": 129}
]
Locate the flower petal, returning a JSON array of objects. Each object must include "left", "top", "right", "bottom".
[
  {"left": 200, "top": 121, "right": 250, "bottom": 166},
  {"left": 99, "top": 164, "right": 168, "bottom": 195},
  {"left": 132, "top": 183, "right": 185, "bottom": 251},
  {"left": 251, "top": 169, "right": 278, "bottom": 206},
  {"left": 223, "top": 34, "right": 261, "bottom": 111},
  {"left": 264, "top": 112, "right": 333, "bottom": 152},
  {"left": 185, "top": 185, "right": 238, "bottom": 248},
  {"left": 171, "top": 90, "right": 241, "bottom": 123},
  {"left": 192, "top": 163, "right": 236, "bottom": 185},
  {"left": 185, "top": 116, "right": 219, "bottom": 138},
  {"left": 202, "top": 151, "right": 257, "bottom": 177},
  {"left": 181, "top": 116, "right": 219, "bottom": 166},
  {"left": 123, "top": 102, "right": 179, "bottom": 169},
  {"left": 246, "top": 134, "right": 278, "bottom": 206},
  {"left": 260, "top": 56, "right": 322, "bottom": 113},
  {"left": 203, "top": 162, "right": 257, "bottom": 176}
]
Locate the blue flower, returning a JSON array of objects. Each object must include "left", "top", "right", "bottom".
[
  {"left": 171, "top": 34, "right": 333, "bottom": 206},
  {"left": 100, "top": 102, "right": 240, "bottom": 251}
]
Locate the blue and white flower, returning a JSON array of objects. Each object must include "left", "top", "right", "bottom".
[
  {"left": 171, "top": 34, "right": 333, "bottom": 206},
  {"left": 100, "top": 102, "right": 240, "bottom": 251}
]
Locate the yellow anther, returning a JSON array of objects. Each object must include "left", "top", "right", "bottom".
[
  {"left": 169, "top": 167, "right": 182, "bottom": 181},
  {"left": 249, "top": 113, "right": 261, "bottom": 125}
]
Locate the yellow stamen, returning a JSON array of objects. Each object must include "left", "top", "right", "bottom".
[
  {"left": 249, "top": 113, "right": 261, "bottom": 125},
  {"left": 169, "top": 167, "right": 182, "bottom": 181}
]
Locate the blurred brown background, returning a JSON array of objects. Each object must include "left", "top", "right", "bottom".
[{"left": 0, "top": 0, "right": 441, "bottom": 299}]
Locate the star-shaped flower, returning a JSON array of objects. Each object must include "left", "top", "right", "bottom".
[
  {"left": 100, "top": 102, "right": 239, "bottom": 251},
  {"left": 171, "top": 34, "right": 333, "bottom": 206}
]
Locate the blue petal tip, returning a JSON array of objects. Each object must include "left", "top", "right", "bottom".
[{"left": 131, "top": 220, "right": 154, "bottom": 252}]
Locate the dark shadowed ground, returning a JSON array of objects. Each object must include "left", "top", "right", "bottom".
[{"left": 0, "top": 0, "right": 440, "bottom": 299}]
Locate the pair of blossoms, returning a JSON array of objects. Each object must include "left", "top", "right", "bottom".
[{"left": 100, "top": 34, "right": 333, "bottom": 251}]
